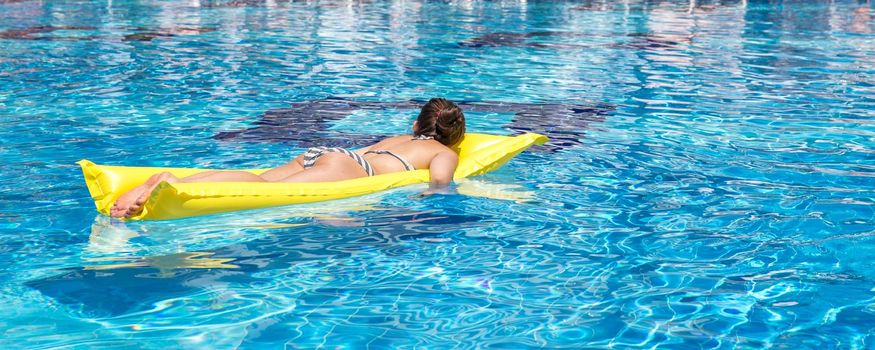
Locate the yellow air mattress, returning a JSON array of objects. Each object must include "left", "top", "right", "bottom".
[{"left": 78, "top": 133, "right": 548, "bottom": 220}]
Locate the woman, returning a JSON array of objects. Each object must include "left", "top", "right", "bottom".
[{"left": 110, "top": 98, "right": 467, "bottom": 218}]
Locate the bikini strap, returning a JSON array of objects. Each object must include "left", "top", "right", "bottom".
[
  {"left": 413, "top": 135, "right": 434, "bottom": 141},
  {"left": 335, "top": 148, "right": 375, "bottom": 176},
  {"left": 364, "top": 150, "right": 415, "bottom": 171}
]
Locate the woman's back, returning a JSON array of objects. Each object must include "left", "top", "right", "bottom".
[{"left": 358, "top": 135, "right": 454, "bottom": 175}]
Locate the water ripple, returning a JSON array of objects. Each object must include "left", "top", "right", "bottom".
[{"left": 2, "top": 0, "right": 875, "bottom": 349}]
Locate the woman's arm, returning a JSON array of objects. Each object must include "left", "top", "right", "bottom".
[{"left": 428, "top": 150, "right": 459, "bottom": 189}]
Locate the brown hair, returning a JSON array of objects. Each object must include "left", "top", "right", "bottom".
[{"left": 414, "top": 98, "right": 466, "bottom": 146}]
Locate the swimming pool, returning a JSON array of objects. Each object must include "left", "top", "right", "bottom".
[{"left": 1, "top": 0, "right": 873, "bottom": 348}]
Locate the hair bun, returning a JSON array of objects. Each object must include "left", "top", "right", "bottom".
[{"left": 415, "top": 98, "right": 466, "bottom": 146}]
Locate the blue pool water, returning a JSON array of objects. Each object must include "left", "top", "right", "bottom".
[{"left": 1, "top": 0, "right": 874, "bottom": 348}]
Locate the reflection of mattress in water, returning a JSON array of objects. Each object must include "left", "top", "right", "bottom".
[
  {"left": 88, "top": 216, "right": 141, "bottom": 254},
  {"left": 455, "top": 178, "right": 536, "bottom": 203},
  {"left": 29, "top": 208, "right": 494, "bottom": 318},
  {"left": 79, "top": 133, "right": 547, "bottom": 220}
]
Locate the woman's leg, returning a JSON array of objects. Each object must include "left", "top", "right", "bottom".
[
  {"left": 177, "top": 170, "right": 266, "bottom": 183},
  {"left": 110, "top": 153, "right": 362, "bottom": 218},
  {"left": 171, "top": 153, "right": 307, "bottom": 183},
  {"left": 111, "top": 153, "right": 311, "bottom": 218},
  {"left": 111, "top": 170, "right": 267, "bottom": 218},
  {"left": 258, "top": 154, "right": 306, "bottom": 181}
]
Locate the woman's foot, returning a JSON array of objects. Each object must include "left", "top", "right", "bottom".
[
  {"left": 110, "top": 185, "right": 149, "bottom": 218},
  {"left": 110, "top": 172, "right": 177, "bottom": 218}
]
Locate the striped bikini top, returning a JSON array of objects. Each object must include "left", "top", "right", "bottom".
[{"left": 363, "top": 135, "right": 434, "bottom": 171}]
